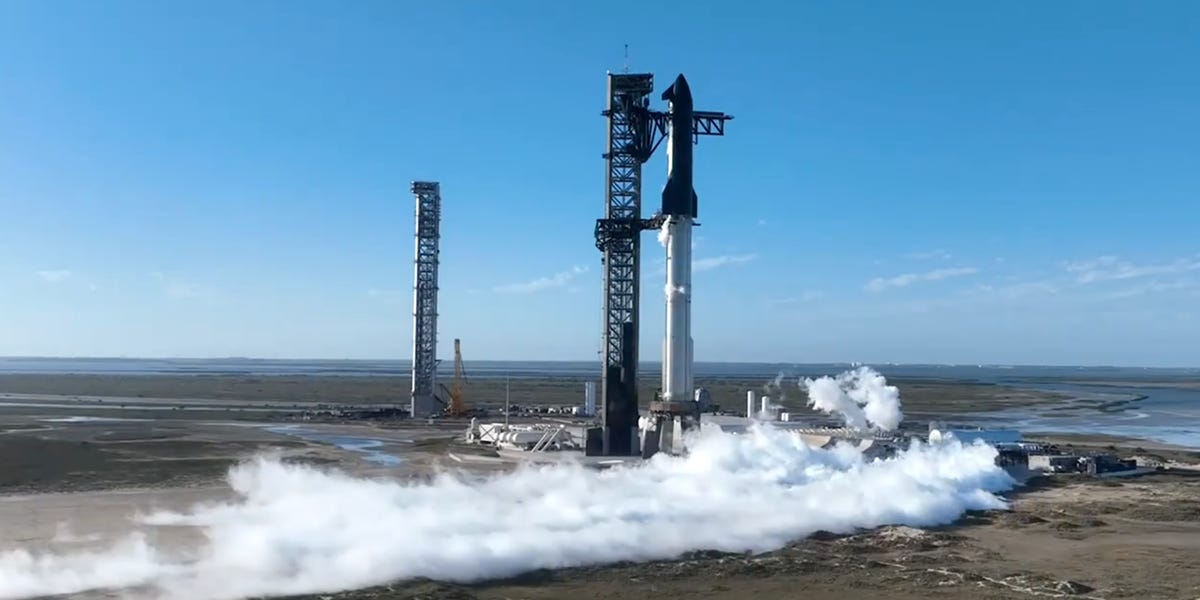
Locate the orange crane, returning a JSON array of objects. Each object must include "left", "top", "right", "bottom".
[{"left": 446, "top": 338, "right": 469, "bottom": 417}]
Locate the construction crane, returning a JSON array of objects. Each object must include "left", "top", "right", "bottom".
[{"left": 446, "top": 338, "right": 469, "bottom": 417}]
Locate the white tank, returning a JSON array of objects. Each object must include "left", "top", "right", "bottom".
[
  {"left": 498, "top": 430, "right": 545, "bottom": 445},
  {"left": 584, "top": 381, "right": 597, "bottom": 416}
]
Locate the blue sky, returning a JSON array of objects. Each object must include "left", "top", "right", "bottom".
[{"left": 1, "top": 1, "right": 1198, "bottom": 366}]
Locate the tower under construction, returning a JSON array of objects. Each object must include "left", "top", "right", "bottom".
[{"left": 410, "top": 181, "right": 441, "bottom": 418}]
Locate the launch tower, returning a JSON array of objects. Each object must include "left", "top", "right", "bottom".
[
  {"left": 410, "top": 181, "right": 441, "bottom": 419},
  {"left": 591, "top": 73, "right": 731, "bottom": 456}
]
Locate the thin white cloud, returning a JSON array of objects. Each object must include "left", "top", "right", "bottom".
[
  {"left": 647, "top": 254, "right": 757, "bottom": 276},
  {"left": 494, "top": 265, "right": 588, "bottom": 294},
  {"left": 367, "top": 289, "right": 408, "bottom": 304},
  {"left": 767, "top": 291, "right": 823, "bottom": 306},
  {"left": 756, "top": 219, "right": 768, "bottom": 226},
  {"left": 905, "top": 250, "right": 951, "bottom": 261},
  {"left": 694, "top": 254, "right": 757, "bottom": 273},
  {"left": 865, "top": 267, "right": 978, "bottom": 293},
  {"left": 165, "top": 282, "right": 205, "bottom": 299},
  {"left": 151, "top": 272, "right": 213, "bottom": 300},
  {"left": 1063, "top": 255, "right": 1200, "bottom": 284},
  {"left": 1100, "top": 279, "right": 1197, "bottom": 300},
  {"left": 37, "top": 270, "right": 72, "bottom": 283},
  {"left": 961, "top": 280, "right": 1059, "bottom": 300}
]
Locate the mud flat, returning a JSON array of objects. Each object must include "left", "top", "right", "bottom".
[
  {"left": 1, "top": 375, "right": 1198, "bottom": 599},
  {"left": 2, "top": 412, "right": 1198, "bottom": 599},
  {"left": 0, "top": 372, "right": 1065, "bottom": 418}
]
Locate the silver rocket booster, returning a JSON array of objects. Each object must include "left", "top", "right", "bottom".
[{"left": 660, "top": 74, "right": 696, "bottom": 404}]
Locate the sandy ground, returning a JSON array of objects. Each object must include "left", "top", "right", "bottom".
[{"left": 1, "top": 376, "right": 1198, "bottom": 599}]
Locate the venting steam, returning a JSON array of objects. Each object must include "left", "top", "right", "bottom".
[
  {"left": 800, "top": 366, "right": 903, "bottom": 431},
  {"left": 1, "top": 370, "right": 1006, "bottom": 600}
]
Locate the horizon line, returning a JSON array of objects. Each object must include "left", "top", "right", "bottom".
[{"left": 0, "top": 355, "right": 1195, "bottom": 371}]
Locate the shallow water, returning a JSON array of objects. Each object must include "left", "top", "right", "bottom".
[
  {"left": 265, "top": 425, "right": 405, "bottom": 466},
  {"left": 974, "top": 381, "right": 1200, "bottom": 449}
]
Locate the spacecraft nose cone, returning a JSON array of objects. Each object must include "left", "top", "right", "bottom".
[{"left": 662, "top": 73, "right": 693, "bottom": 105}]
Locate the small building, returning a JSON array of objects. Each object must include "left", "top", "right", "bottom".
[{"left": 1029, "top": 454, "right": 1081, "bottom": 473}]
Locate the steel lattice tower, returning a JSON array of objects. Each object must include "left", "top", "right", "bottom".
[
  {"left": 595, "top": 73, "right": 655, "bottom": 455},
  {"left": 590, "top": 72, "right": 732, "bottom": 456},
  {"left": 410, "top": 181, "right": 441, "bottom": 418}
]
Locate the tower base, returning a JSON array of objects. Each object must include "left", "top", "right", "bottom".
[{"left": 640, "top": 400, "right": 701, "bottom": 458}]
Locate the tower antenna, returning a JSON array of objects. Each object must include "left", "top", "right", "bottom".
[{"left": 623, "top": 44, "right": 629, "bottom": 73}]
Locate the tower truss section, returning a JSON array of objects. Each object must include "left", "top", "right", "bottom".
[
  {"left": 594, "top": 72, "right": 656, "bottom": 455},
  {"left": 589, "top": 72, "right": 733, "bottom": 456},
  {"left": 410, "top": 181, "right": 441, "bottom": 418}
]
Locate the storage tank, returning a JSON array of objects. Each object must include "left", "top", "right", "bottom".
[
  {"left": 584, "top": 381, "right": 597, "bottom": 416},
  {"left": 497, "top": 430, "right": 545, "bottom": 445}
]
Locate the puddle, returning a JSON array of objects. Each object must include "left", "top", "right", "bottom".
[
  {"left": 266, "top": 425, "right": 404, "bottom": 466},
  {"left": 0, "top": 401, "right": 296, "bottom": 413},
  {"left": 40, "top": 416, "right": 151, "bottom": 423}
]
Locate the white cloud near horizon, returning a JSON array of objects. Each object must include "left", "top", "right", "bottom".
[
  {"left": 150, "top": 272, "right": 213, "bottom": 300},
  {"left": 165, "top": 282, "right": 205, "bottom": 299},
  {"left": 494, "top": 265, "right": 588, "bottom": 294},
  {"left": 962, "top": 280, "right": 1059, "bottom": 300},
  {"left": 904, "top": 249, "right": 951, "bottom": 261},
  {"left": 767, "top": 291, "right": 823, "bottom": 306},
  {"left": 37, "top": 270, "right": 72, "bottom": 283},
  {"left": 366, "top": 289, "right": 408, "bottom": 305},
  {"left": 1099, "top": 279, "right": 1197, "bottom": 300},
  {"left": 1063, "top": 255, "right": 1200, "bottom": 284},
  {"left": 866, "top": 267, "right": 978, "bottom": 293},
  {"left": 694, "top": 254, "right": 757, "bottom": 272},
  {"left": 647, "top": 254, "right": 757, "bottom": 276}
]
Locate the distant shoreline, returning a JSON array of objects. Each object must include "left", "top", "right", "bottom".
[
  {"left": 2, "top": 356, "right": 1198, "bottom": 369},
  {"left": 1, "top": 356, "right": 1196, "bottom": 380}
]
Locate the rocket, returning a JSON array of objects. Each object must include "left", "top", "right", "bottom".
[
  {"left": 660, "top": 74, "right": 698, "bottom": 218},
  {"left": 660, "top": 74, "right": 696, "bottom": 404}
]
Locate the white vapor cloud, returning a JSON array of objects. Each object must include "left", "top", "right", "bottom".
[
  {"left": 801, "top": 366, "right": 903, "bottom": 431},
  {"left": 37, "top": 270, "right": 72, "bottom": 283},
  {"left": 494, "top": 265, "right": 587, "bottom": 294},
  {"left": 865, "top": 267, "right": 978, "bottom": 292},
  {"left": 0, "top": 422, "right": 1012, "bottom": 600},
  {"left": 694, "top": 254, "right": 757, "bottom": 273},
  {"left": 1063, "top": 255, "right": 1200, "bottom": 284}
]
